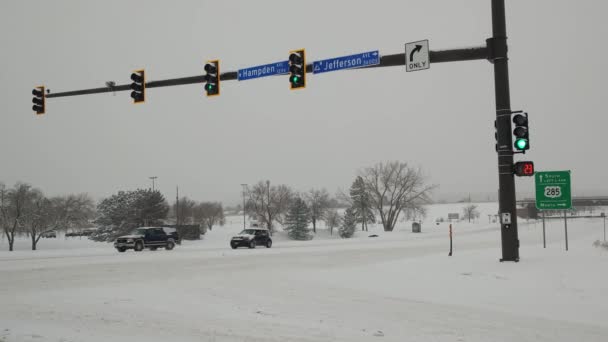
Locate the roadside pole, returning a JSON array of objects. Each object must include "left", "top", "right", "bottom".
[
  {"left": 542, "top": 211, "right": 546, "bottom": 248},
  {"left": 449, "top": 224, "right": 453, "bottom": 256},
  {"left": 602, "top": 213, "right": 605, "bottom": 242},
  {"left": 564, "top": 210, "right": 569, "bottom": 251}
]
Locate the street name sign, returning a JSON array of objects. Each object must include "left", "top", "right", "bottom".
[
  {"left": 238, "top": 61, "right": 289, "bottom": 81},
  {"left": 312, "top": 50, "right": 380, "bottom": 74},
  {"left": 535, "top": 170, "right": 572, "bottom": 210},
  {"left": 405, "top": 40, "right": 430, "bottom": 72}
]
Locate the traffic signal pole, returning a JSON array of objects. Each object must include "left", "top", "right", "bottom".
[
  {"left": 44, "top": 48, "right": 487, "bottom": 99},
  {"left": 490, "top": 0, "right": 519, "bottom": 262},
  {"left": 40, "top": 0, "right": 521, "bottom": 262}
]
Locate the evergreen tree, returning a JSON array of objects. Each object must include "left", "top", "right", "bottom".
[
  {"left": 92, "top": 189, "right": 169, "bottom": 241},
  {"left": 350, "top": 176, "right": 375, "bottom": 231},
  {"left": 339, "top": 207, "right": 357, "bottom": 238},
  {"left": 284, "top": 197, "right": 312, "bottom": 240}
]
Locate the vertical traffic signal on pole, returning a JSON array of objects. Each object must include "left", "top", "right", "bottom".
[
  {"left": 32, "top": 86, "right": 45, "bottom": 115},
  {"left": 130, "top": 69, "right": 145, "bottom": 104},
  {"left": 204, "top": 60, "right": 220, "bottom": 97},
  {"left": 289, "top": 49, "right": 306, "bottom": 90},
  {"left": 513, "top": 161, "right": 534, "bottom": 177},
  {"left": 512, "top": 112, "right": 529, "bottom": 152}
]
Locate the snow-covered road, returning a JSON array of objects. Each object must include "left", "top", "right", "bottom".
[{"left": 2, "top": 211, "right": 608, "bottom": 341}]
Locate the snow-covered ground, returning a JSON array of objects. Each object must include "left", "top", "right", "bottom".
[{"left": 1, "top": 202, "right": 608, "bottom": 342}]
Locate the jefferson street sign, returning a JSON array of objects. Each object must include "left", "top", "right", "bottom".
[
  {"left": 238, "top": 61, "right": 289, "bottom": 81},
  {"left": 535, "top": 170, "right": 572, "bottom": 210},
  {"left": 312, "top": 50, "right": 380, "bottom": 74}
]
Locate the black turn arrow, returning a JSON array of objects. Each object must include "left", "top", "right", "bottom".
[{"left": 409, "top": 45, "right": 422, "bottom": 62}]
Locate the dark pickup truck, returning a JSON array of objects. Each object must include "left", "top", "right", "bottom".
[{"left": 114, "top": 227, "right": 178, "bottom": 252}]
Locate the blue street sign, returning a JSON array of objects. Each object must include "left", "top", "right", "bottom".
[
  {"left": 313, "top": 50, "right": 380, "bottom": 74},
  {"left": 238, "top": 61, "right": 289, "bottom": 81}
]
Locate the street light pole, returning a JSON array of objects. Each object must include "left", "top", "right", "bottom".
[
  {"left": 149, "top": 176, "right": 157, "bottom": 191},
  {"left": 240, "top": 184, "right": 247, "bottom": 230}
]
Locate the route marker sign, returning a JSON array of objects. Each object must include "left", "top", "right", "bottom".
[
  {"left": 312, "top": 50, "right": 380, "bottom": 74},
  {"left": 535, "top": 170, "right": 572, "bottom": 210},
  {"left": 238, "top": 61, "right": 289, "bottom": 81},
  {"left": 405, "top": 40, "right": 430, "bottom": 72}
]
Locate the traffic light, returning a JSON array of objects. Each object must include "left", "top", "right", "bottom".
[
  {"left": 130, "top": 69, "right": 145, "bottom": 104},
  {"left": 512, "top": 112, "right": 529, "bottom": 152},
  {"left": 289, "top": 49, "right": 306, "bottom": 90},
  {"left": 32, "top": 86, "right": 45, "bottom": 115},
  {"left": 513, "top": 161, "right": 534, "bottom": 177},
  {"left": 204, "top": 60, "right": 220, "bottom": 97}
]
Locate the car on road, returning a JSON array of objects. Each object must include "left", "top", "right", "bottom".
[
  {"left": 114, "top": 227, "right": 177, "bottom": 252},
  {"left": 162, "top": 227, "right": 181, "bottom": 245},
  {"left": 230, "top": 228, "right": 272, "bottom": 249},
  {"left": 42, "top": 230, "right": 57, "bottom": 238}
]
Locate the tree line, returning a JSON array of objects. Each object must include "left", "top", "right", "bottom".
[
  {"left": 91, "top": 190, "right": 225, "bottom": 242},
  {"left": 244, "top": 161, "right": 434, "bottom": 240},
  {"left": 0, "top": 183, "right": 227, "bottom": 250},
  {"left": 0, "top": 182, "right": 95, "bottom": 251},
  {"left": 1, "top": 160, "right": 434, "bottom": 249}
]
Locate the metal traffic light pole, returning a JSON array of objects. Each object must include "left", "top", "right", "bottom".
[
  {"left": 489, "top": 0, "right": 519, "bottom": 262},
  {"left": 41, "top": 0, "right": 521, "bottom": 262}
]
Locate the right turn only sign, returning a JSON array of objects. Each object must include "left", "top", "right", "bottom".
[{"left": 405, "top": 40, "right": 430, "bottom": 72}]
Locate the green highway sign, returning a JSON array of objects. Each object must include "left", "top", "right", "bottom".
[{"left": 535, "top": 171, "right": 572, "bottom": 210}]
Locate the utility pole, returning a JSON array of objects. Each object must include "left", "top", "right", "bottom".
[
  {"left": 240, "top": 184, "right": 247, "bottom": 229},
  {"left": 490, "top": 0, "right": 519, "bottom": 262},
  {"left": 176, "top": 186, "right": 179, "bottom": 228},
  {"left": 149, "top": 176, "right": 157, "bottom": 191}
]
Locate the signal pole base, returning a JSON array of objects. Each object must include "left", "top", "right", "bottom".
[{"left": 499, "top": 258, "right": 520, "bottom": 262}]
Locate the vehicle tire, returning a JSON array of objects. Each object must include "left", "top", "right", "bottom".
[
  {"left": 266, "top": 240, "right": 272, "bottom": 248},
  {"left": 165, "top": 241, "right": 175, "bottom": 250},
  {"left": 117, "top": 247, "right": 127, "bottom": 253},
  {"left": 249, "top": 240, "right": 256, "bottom": 249},
  {"left": 150, "top": 246, "right": 158, "bottom": 251},
  {"left": 134, "top": 241, "right": 144, "bottom": 252},
  {"left": 231, "top": 243, "right": 237, "bottom": 249}
]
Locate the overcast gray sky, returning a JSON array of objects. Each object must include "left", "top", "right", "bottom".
[{"left": 1, "top": 0, "right": 607, "bottom": 205}]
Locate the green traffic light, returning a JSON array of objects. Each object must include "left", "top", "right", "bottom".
[
  {"left": 291, "top": 76, "right": 300, "bottom": 84},
  {"left": 206, "top": 84, "right": 215, "bottom": 91},
  {"left": 515, "top": 138, "right": 528, "bottom": 150}
]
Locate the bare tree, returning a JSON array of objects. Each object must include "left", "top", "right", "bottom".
[
  {"left": 360, "top": 161, "right": 435, "bottom": 232},
  {"left": 324, "top": 209, "right": 341, "bottom": 236},
  {"left": 26, "top": 193, "right": 95, "bottom": 250},
  {"left": 462, "top": 204, "right": 480, "bottom": 223},
  {"left": 245, "top": 180, "right": 293, "bottom": 234},
  {"left": 305, "top": 188, "right": 330, "bottom": 233},
  {"left": 1, "top": 183, "right": 33, "bottom": 251},
  {"left": 194, "top": 202, "right": 225, "bottom": 231}
]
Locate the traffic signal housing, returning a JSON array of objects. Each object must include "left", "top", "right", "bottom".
[
  {"left": 289, "top": 49, "right": 306, "bottom": 90},
  {"left": 512, "top": 112, "right": 529, "bottom": 152},
  {"left": 32, "top": 86, "right": 45, "bottom": 115},
  {"left": 130, "top": 69, "right": 145, "bottom": 104},
  {"left": 204, "top": 60, "right": 220, "bottom": 97},
  {"left": 513, "top": 161, "right": 534, "bottom": 177}
]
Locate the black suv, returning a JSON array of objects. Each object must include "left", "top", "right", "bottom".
[
  {"left": 230, "top": 228, "right": 272, "bottom": 249},
  {"left": 114, "top": 227, "right": 177, "bottom": 252}
]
